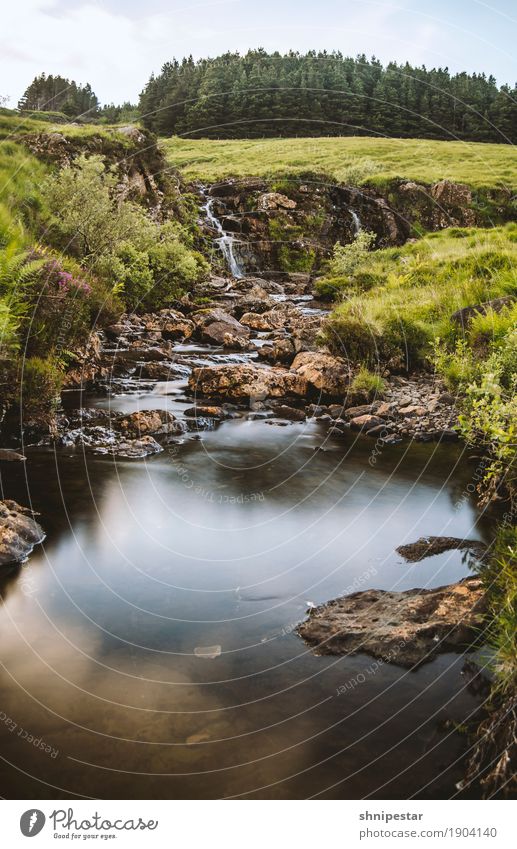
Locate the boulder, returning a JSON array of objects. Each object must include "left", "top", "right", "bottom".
[
  {"left": 290, "top": 352, "right": 351, "bottom": 399},
  {"left": 0, "top": 449, "right": 26, "bottom": 462},
  {"left": 183, "top": 406, "right": 228, "bottom": 419},
  {"left": 240, "top": 311, "right": 286, "bottom": 331},
  {"left": 117, "top": 410, "right": 181, "bottom": 438},
  {"left": 0, "top": 500, "right": 45, "bottom": 566},
  {"left": 350, "top": 414, "right": 386, "bottom": 430},
  {"left": 257, "top": 338, "right": 296, "bottom": 365},
  {"left": 136, "top": 362, "right": 191, "bottom": 381},
  {"left": 188, "top": 364, "right": 308, "bottom": 401},
  {"left": 451, "top": 297, "right": 514, "bottom": 328},
  {"left": 257, "top": 192, "right": 297, "bottom": 211},
  {"left": 431, "top": 180, "right": 472, "bottom": 208},
  {"left": 159, "top": 312, "right": 195, "bottom": 341},
  {"left": 297, "top": 577, "right": 486, "bottom": 667},
  {"left": 104, "top": 436, "right": 164, "bottom": 459},
  {"left": 192, "top": 308, "right": 250, "bottom": 349}
]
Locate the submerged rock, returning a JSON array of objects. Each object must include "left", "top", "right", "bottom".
[
  {"left": 99, "top": 436, "right": 164, "bottom": 459},
  {"left": 0, "top": 500, "right": 45, "bottom": 566},
  {"left": 0, "top": 449, "right": 26, "bottom": 462},
  {"left": 297, "top": 577, "right": 486, "bottom": 667},
  {"left": 397, "top": 536, "right": 488, "bottom": 563}
]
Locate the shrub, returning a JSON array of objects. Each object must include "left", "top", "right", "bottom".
[
  {"left": 350, "top": 365, "right": 386, "bottom": 401},
  {"left": 42, "top": 155, "right": 209, "bottom": 312},
  {"left": 456, "top": 337, "right": 517, "bottom": 505},
  {"left": 328, "top": 230, "right": 376, "bottom": 279}
]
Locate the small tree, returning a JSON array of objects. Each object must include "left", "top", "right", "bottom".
[{"left": 328, "top": 230, "right": 376, "bottom": 278}]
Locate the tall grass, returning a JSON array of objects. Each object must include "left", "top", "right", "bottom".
[
  {"left": 163, "top": 135, "right": 517, "bottom": 189},
  {"left": 323, "top": 224, "right": 517, "bottom": 369}
]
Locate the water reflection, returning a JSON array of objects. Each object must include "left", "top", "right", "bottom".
[{"left": 0, "top": 419, "right": 494, "bottom": 798}]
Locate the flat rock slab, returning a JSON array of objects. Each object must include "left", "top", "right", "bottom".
[
  {"left": 397, "top": 536, "right": 487, "bottom": 563},
  {"left": 297, "top": 577, "right": 486, "bottom": 667},
  {"left": 0, "top": 500, "right": 45, "bottom": 567}
]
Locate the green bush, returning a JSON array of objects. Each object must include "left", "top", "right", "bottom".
[
  {"left": 42, "top": 154, "right": 208, "bottom": 312},
  {"left": 350, "top": 365, "right": 386, "bottom": 401}
]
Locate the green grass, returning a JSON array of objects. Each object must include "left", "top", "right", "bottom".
[
  {"left": 162, "top": 135, "right": 517, "bottom": 189},
  {"left": 0, "top": 111, "right": 144, "bottom": 148},
  {"left": 323, "top": 223, "right": 517, "bottom": 368},
  {"left": 0, "top": 140, "right": 50, "bottom": 242}
]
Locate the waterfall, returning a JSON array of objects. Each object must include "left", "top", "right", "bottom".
[
  {"left": 350, "top": 210, "right": 361, "bottom": 235},
  {"left": 203, "top": 196, "right": 244, "bottom": 278}
]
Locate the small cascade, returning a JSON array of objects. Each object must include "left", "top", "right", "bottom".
[
  {"left": 203, "top": 195, "right": 244, "bottom": 278},
  {"left": 350, "top": 210, "right": 361, "bottom": 235}
]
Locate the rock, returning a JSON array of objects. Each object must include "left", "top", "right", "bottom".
[
  {"left": 192, "top": 308, "right": 250, "bottom": 349},
  {"left": 396, "top": 536, "right": 488, "bottom": 563},
  {"left": 350, "top": 414, "right": 386, "bottom": 430},
  {"left": 183, "top": 406, "right": 228, "bottom": 419},
  {"left": 240, "top": 311, "right": 286, "bottom": 331},
  {"left": 257, "top": 192, "right": 297, "bottom": 211},
  {"left": 435, "top": 429, "right": 459, "bottom": 442},
  {"left": 376, "top": 401, "right": 396, "bottom": 416},
  {"left": 297, "top": 577, "right": 486, "bottom": 667},
  {"left": 117, "top": 410, "right": 181, "bottom": 438},
  {"left": 117, "top": 125, "right": 146, "bottom": 143},
  {"left": 344, "top": 403, "right": 377, "bottom": 418},
  {"left": 188, "top": 364, "right": 308, "bottom": 401},
  {"left": 271, "top": 404, "right": 306, "bottom": 421},
  {"left": 290, "top": 352, "right": 351, "bottom": 399},
  {"left": 0, "top": 449, "right": 26, "bottom": 462},
  {"left": 102, "top": 436, "right": 164, "bottom": 459},
  {"left": 0, "top": 500, "right": 45, "bottom": 566},
  {"left": 451, "top": 297, "right": 514, "bottom": 327},
  {"left": 257, "top": 338, "right": 296, "bottom": 365},
  {"left": 398, "top": 404, "right": 428, "bottom": 416},
  {"left": 136, "top": 362, "right": 191, "bottom": 381},
  {"left": 159, "top": 313, "right": 195, "bottom": 341},
  {"left": 431, "top": 180, "right": 472, "bottom": 208}
]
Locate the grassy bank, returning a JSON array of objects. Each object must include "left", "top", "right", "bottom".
[
  {"left": 322, "top": 223, "right": 517, "bottom": 368},
  {"left": 163, "top": 135, "right": 517, "bottom": 189},
  {"left": 321, "top": 224, "right": 516, "bottom": 795}
]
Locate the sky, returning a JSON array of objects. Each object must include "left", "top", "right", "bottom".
[{"left": 1, "top": 0, "right": 516, "bottom": 107}]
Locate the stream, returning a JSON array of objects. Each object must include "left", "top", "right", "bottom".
[
  {"left": 0, "top": 362, "right": 494, "bottom": 799},
  {"left": 0, "top": 202, "right": 495, "bottom": 800}
]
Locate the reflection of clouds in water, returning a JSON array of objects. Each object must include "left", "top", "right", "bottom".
[{"left": 0, "top": 425, "right": 490, "bottom": 798}]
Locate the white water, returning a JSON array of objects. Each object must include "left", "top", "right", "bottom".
[
  {"left": 350, "top": 209, "right": 361, "bottom": 234},
  {"left": 203, "top": 196, "right": 244, "bottom": 278}
]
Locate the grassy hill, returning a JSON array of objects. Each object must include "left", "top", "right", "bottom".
[{"left": 163, "top": 135, "right": 517, "bottom": 189}]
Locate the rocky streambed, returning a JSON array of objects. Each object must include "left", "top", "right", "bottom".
[
  {"left": 58, "top": 272, "right": 461, "bottom": 454},
  {"left": 1, "top": 271, "right": 487, "bottom": 671}
]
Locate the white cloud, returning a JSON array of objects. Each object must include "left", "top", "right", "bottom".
[{"left": 1, "top": 0, "right": 514, "bottom": 108}]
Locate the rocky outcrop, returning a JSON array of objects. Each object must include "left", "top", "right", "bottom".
[
  {"left": 0, "top": 500, "right": 45, "bottom": 566},
  {"left": 21, "top": 125, "right": 168, "bottom": 211},
  {"left": 297, "top": 577, "right": 486, "bottom": 667},
  {"left": 201, "top": 177, "right": 512, "bottom": 277}
]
